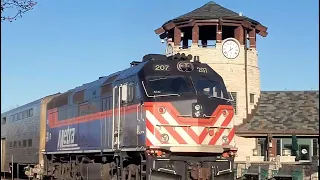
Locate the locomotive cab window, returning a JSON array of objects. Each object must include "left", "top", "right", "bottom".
[
  {"left": 193, "top": 76, "right": 229, "bottom": 99},
  {"left": 145, "top": 76, "right": 195, "bottom": 96}
]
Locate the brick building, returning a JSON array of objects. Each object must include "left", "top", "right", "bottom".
[{"left": 154, "top": 1, "right": 319, "bottom": 178}]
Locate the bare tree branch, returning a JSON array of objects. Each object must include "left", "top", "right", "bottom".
[{"left": 1, "top": 0, "right": 37, "bottom": 22}]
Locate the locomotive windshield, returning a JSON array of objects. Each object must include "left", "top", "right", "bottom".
[
  {"left": 193, "top": 75, "right": 229, "bottom": 100},
  {"left": 145, "top": 76, "right": 195, "bottom": 96},
  {"left": 144, "top": 75, "right": 230, "bottom": 100}
]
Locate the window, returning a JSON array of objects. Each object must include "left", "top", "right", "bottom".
[
  {"left": 28, "top": 139, "right": 32, "bottom": 147},
  {"left": 18, "top": 141, "right": 21, "bottom": 147},
  {"left": 2, "top": 117, "right": 6, "bottom": 125},
  {"left": 194, "top": 77, "right": 228, "bottom": 99},
  {"left": 18, "top": 112, "right": 22, "bottom": 120},
  {"left": 283, "top": 144, "right": 292, "bottom": 156},
  {"left": 23, "top": 110, "right": 28, "bottom": 119},
  {"left": 250, "top": 93, "right": 255, "bottom": 104},
  {"left": 13, "top": 114, "right": 17, "bottom": 122},
  {"left": 276, "top": 139, "right": 281, "bottom": 155},
  {"left": 146, "top": 76, "right": 195, "bottom": 95},
  {"left": 29, "top": 109, "right": 33, "bottom": 117},
  {"left": 23, "top": 140, "right": 27, "bottom": 147},
  {"left": 127, "top": 82, "right": 135, "bottom": 102},
  {"left": 230, "top": 92, "right": 237, "bottom": 115},
  {"left": 13, "top": 141, "right": 17, "bottom": 147},
  {"left": 8, "top": 141, "right": 12, "bottom": 148}
]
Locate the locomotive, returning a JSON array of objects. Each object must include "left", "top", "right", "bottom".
[{"left": 1, "top": 53, "right": 237, "bottom": 180}]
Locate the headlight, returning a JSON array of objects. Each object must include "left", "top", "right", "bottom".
[
  {"left": 222, "top": 135, "right": 229, "bottom": 144},
  {"left": 177, "top": 61, "right": 194, "bottom": 72},
  {"left": 194, "top": 104, "right": 201, "bottom": 111},
  {"left": 161, "top": 133, "right": 169, "bottom": 143},
  {"left": 194, "top": 111, "right": 201, "bottom": 117},
  {"left": 192, "top": 103, "right": 203, "bottom": 118}
]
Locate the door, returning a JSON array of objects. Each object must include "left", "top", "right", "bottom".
[
  {"left": 1, "top": 138, "right": 6, "bottom": 172},
  {"left": 112, "top": 85, "right": 124, "bottom": 150}
]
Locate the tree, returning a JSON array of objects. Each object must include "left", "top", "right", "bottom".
[{"left": 1, "top": 0, "right": 37, "bottom": 22}]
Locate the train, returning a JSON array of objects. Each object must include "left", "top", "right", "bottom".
[{"left": 1, "top": 53, "right": 237, "bottom": 180}]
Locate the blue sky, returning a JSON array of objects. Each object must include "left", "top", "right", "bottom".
[{"left": 1, "top": 0, "right": 319, "bottom": 112}]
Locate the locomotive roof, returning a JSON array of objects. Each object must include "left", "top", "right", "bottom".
[
  {"left": 66, "top": 61, "right": 147, "bottom": 95},
  {"left": 47, "top": 60, "right": 148, "bottom": 109}
]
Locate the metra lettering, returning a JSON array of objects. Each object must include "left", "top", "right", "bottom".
[{"left": 57, "top": 127, "right": 77, "bottom": 150}]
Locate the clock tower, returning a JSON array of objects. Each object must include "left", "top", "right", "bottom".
[{"left": 155, "top": 1, "right": 268, "bottom": 161}]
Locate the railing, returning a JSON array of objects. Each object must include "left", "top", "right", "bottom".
[{"left": 233, "top": 156, "right": 318, "bottom": 180}]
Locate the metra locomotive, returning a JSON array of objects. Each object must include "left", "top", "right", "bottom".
[{"left": 1, "top": 53, "right": 237, "bottom": 180}]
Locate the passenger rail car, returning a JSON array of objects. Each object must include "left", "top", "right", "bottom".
[
  {"left": 43, "top": 54, "right": 237, "bottom": 180},
  {"left": 1, "top": 94, "right": 57, "bottom": 178}
]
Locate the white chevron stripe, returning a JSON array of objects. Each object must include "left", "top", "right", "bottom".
[
  {"left": 190, "top": 126, "right": 205, "bottom": 136},
  {"left": 146, "top": 128, "right": 160, "bottom": 145},
  {"left": 161, "top": 111, "right": 197, "bottom": 144},
  {"left": 202, "top": 113, "right": 226, "bottom": 145},
  {"left": 146, "top": 110, "right": 178, "bottom": 144}
]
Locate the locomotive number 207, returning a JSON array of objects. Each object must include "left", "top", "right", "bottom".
[
  {"left": 154, "top": 64, "right": 170, "bottom": 71},
  {"left": 197, "top": 67, "right": 208, "bottom": 73}
]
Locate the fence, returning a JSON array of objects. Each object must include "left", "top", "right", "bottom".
[{"left": 234, "top": 156, "right": 319, "bottom": 180}]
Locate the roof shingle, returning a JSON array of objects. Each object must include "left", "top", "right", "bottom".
[
  {"left": 164, "top": 1, "right": 260, "bottom": 26},
  {"left": 236, "top": 91, "right": 319, "bottom": 135}
]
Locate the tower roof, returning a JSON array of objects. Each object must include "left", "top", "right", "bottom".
[
  {"left": 167, "top": 1, "right": 259, "bottom": 25},
  {"left": 155, "top": 1, "right": 268, "bottom": 37}
]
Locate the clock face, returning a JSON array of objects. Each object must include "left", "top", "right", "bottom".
[{"left": 222, "top": 39, "right": 240, "bottom": 59}]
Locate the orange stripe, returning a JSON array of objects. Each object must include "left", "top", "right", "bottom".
[
  {"left": 146, "top": 119, "right": 155, "bottom": 134},
  {"left": 227, "top": 128, "right": 235, "bottom": 145},
  {"left": 146, "top": 118, "right": 167, "bottom": 144},
  {"left": 150, "top": 109, "right": 187, "bottom": 144},
  {"left": 144, "top": 102, "right": 234, "bottom": 145},
  {"left": 48, "top": 104, "right": 137, "bottom": 128},
  {"left": 146, "top": 102, "right": 234, "bottom": 126},
  {"left": 198, "top": 109, "right": 224, "bottom": 144},
  {"left": 146, "top": 138, "right": 153, "bottom": 146},
  {"left": 208, "top": 113, "right": 233, "bottom": 145}
]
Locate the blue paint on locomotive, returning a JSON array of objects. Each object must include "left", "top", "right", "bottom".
[
  {"left": 45, "top": 61, "right": 148, "bottom": 153},
  {"left": 46, "top": 120, "right": 102, "bottom": 152}
]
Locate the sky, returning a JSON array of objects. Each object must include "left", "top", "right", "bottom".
[{"left": 1, "top": 0, "right": 319, "bottom": 112}]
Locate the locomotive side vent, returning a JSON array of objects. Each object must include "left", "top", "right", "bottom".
[
  {"left": 130, "top": 61, "right": 142, "bottom": 67},
  {"left": 167, "top": 53, "right": 194, "bottom": 62},
  {"left": 142, "top": 54, "right": 168, "bottom": 62}
]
